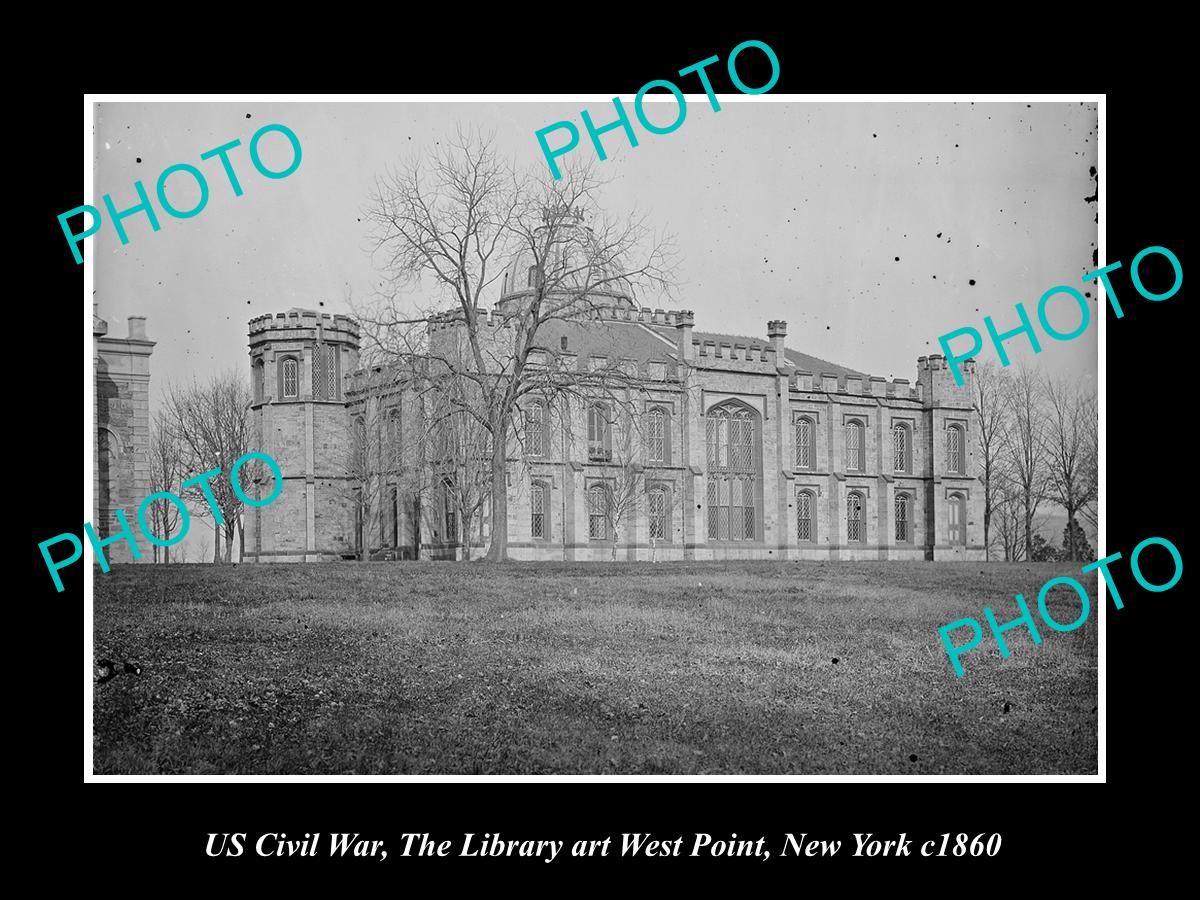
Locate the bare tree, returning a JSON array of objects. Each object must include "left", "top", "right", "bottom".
[
  {"left": 164, "top": 371, "right": 251, "bottom": 563},
  {"left": 357, "top": 127, "right": 677, "bottom": 561},
  {"left": 1001, "top": 365, "right": 1050, "bottom": 562},
  {"left": 147, "top": 413, "right": 185, "bottom": 562},
  {"left": 426, "top": 379, "right": 493, "bottom": 560},
  {"left": 1042, "top": 374, "right": 1098, "bottom": 561},
  {"left": 972, "top": 361, "right": 1011, "bottom": 561}
]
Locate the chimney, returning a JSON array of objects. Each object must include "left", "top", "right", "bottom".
[
  {"left": 767, "top": 320, "right": 787, "bottom": 364},
  {"left": 675, "top": 309, "right": 695, "bottom": 362},
  {"left": 128, "top": 316, "right": 148, "bottom": 341}
]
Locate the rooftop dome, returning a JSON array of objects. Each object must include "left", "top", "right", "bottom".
[{"left": 496, "top": 207, "right": 636, "bottom": 317}]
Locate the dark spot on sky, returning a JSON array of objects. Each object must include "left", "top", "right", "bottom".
[
  {"left": 872, "top": 133, "right": 877, "bottom": 138},
  {"left": 909, "top": 754, "right": 918, "bottom": 763},
  {"left": 246, "top": 113, "right": 252, "bottom": 119},
  {"left": 247, "top": 300, "right": 251, "bottom": 304},
  {"left": 319, "top": 301, "right": 324, "bottom": 307},
  {"left": 894, "top": 256, "right": 900, "bottom": 262},
  {"left": 969, "top": 279, "right": 976, "bottom": 286},
  {"left": 1085, "top": 292, "right": 1091, "bottom": 298},
  {"left": 1089, "top": 166, "right": 1097, "bottom": 178},
  {"left": 832, "top": 657, "right": 839, "bottom": 664},
  {"left": 932, "top": 275, "right": 937, "bottom": 279},
  {"left": 136, "top": 157, "right": 142, "bottom": 163},
  {"left": 955, "top": 143, "right": 959, "bottom": 148},
  {"left": 936, "top": 232, "right": 942, "bottom": 238}
]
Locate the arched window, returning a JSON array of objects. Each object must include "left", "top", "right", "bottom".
[
  {"left": 847, "top": 491, "right": 865, "bottom": 543},
  {"left": 252, "top": 358, "right": 264, "bottom": 403},
  {"left": 313, "top": 344, "right": 332, "bottom": 400},
  {"left": 706, "top": 402, "right": 759, "bottom": 542},
  {"left": 352, "top": 417, "right": 367, "bottom": 475},
  {"left": 893, "top": 422, "right": 912, "bottom": 473},
  {"left": 443, "top": 477, "right": 457, "bottom": 543},
  {"left": 648, "top": 485, "right": 669, "bottom": 541},
  {"left": 796, "top": 490, "right": 815, "bottom": 542},
  {"left": 845, "top": 420, "right": 864, "bottom": 471},
  {"left": 531, "top": 481, "right": 549, "bottom": 540},
  {"left": 948, "top": 492, "right": 967, "bottom": 545},
  {"left": 527, "top": 265, "right": 538, "bottom": 288},
  {"left": 947, "top": 424, "right": 966, "bottom": 474},
  {"left": 795, "top": 416, "right": 815, "bottom": 469},
  {"left": 280, "top": 356, "right": 299, "bottom": 399},
  {"left": 895, "top": 493, "right": 911, "bottom": 543},
  {"left": 389, "top": 486, "right": 399, "bottom": 548},
  {"left": 526, "top": 401, "right": 547, "bottom": 457},
  {"left": 647, "top": 407, "right": 668, "bottom": 464},
  {"left": 587, "top": 484, "right": 610, "bottom": 540},
  {"left": 587, "top": 403, "right": 612, "bottom": 462},
  {"left": 387, "top": 408, "right": 402, "bottom": 473}
]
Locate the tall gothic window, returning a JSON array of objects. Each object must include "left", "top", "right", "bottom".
[
  {"left": 796, "top": 490, "right": 815, "bottom": 542},
  {"left": 895, "top": 493, "right": 911, "bottom": 542},
  {"left": 648, "top": 486, "right": 668, "bottom": 541},
  {"left": 893, "top": 422, "right": 911, "bottom": 473},
  {"left": 313, "top": 344, "right": 338, "bottom": 400},
  {"left": 587, "top": 484, "right": 610, "bottom": 540},
  {"left": 647, "top": 407, "right": 667, "bottom": 464},
  {"left": 847, "top": 491, "right": 865, "bottom": 543},
  {"left": 526, "top": 402, "right": 547, "bottom": 457},
  {"left": 531, "top": 481, "right": 548, "bottom": 540},
  {"left": 443, "top": 478, "right": 457, "bottom": 543},
  {"left": 795, "top": 416, "right": 815, "bottom": 469},
  {"left": 948, "top": 493, "right": 967, "bottom": 545},
  {"left": 281, "top": 356, "right": 299, "bottom": 399},
  {"left": 587, "top": 403, "right": 612, "bottom": 462},
  {"left": 387, "top": 408, "right": 402, "bottom": 473},
  {"left": 845, "top": 420, "right": 864, "bottom": 471},
  {"left": 252, "top": 358, "right": 264, "bottom": 403},
  {"left": 947, "top": 424, "right": 966, "bottom": 474},
  {"left": 706, "top": 402, "right": 758, "bottom": 542}
]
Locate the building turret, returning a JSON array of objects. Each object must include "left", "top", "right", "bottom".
[{"left": 244, "top": 309, "right": 361, "bottom": 562}]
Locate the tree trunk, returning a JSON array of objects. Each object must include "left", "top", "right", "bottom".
[
  {"left": 983, "top": 510, "right": 991, "bottom": 562},
  {"left": 213, "top": 519, "right": 221, "bottom": 563},
  {"left": 165, "top": 544, "right": 171, "bottom": 565},
  {"left": 239, "top": 519, "right": 245, "bottom": 563},
  {"left": 485, "top": 432, "right": 509, "bottom": 562}
]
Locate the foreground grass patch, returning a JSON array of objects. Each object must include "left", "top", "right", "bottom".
[{"left": 93, "top": 561, "right": 1097, "bottom": 774}]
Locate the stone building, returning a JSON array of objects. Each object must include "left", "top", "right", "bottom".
[
  {"left": 93, "top": 305, "right": 154, "bottom": 562},
  {"left": 243, "top": 287, "right": 986, "bottom": 564}
]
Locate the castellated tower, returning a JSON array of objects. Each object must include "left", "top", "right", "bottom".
[{"left": 243, "top": 309, "right": 360, "bottom": 562}]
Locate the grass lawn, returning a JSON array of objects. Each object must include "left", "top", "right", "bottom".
[{"left": 92, "top": 561, "right": 1098, "bottom": 775}]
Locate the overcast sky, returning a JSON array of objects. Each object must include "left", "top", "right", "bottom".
[{"left": 92, "top": 99, "right": 1097, "bottom": 558}]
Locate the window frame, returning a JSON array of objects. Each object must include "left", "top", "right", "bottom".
[
  {"left": 646, "top": 405, "right": 669, "bottom": 465},
  {"left": 530, "top": 480, "right": 549, "bottom": 541},
  {"left": 280, "top": 355, "right": 300, "bottom": 400},
  {"left": 947, "top": 492, "right": 967, "bottom": 545},
  {"left": 844, "top": 418, "right": 865, "bottom": 472},
  {"left": 796, "top": 489, "right": 816, "bottom": 543},
  {"left": 893, "top": 421, "right": 912, "bottom": 474},
  {"left": 587, "top": 402, "right": 613, "bottom": 463},
  {"left": 647, "top": 483, "right": 670, "bottom": 543},
  {"left": 895, "top": 492, "right": 912, "bottom": 543},
  {"left": 705, "top": 401, "right": 760, "bottom": 543},
  {"left": 587, "top": 483, "right": 610, "bottom": 541},
  {"left": 525, "top": 400, "right": 548, "bottom": 458},
  {"left": 846, "top": 490, "right": 866, "bottom": 543},
  {"left": 947, "top": 423, "right": 966, "bottom": 474},
  {"left": 794, "top": 415, "right": 816, "bottom": 470}
]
